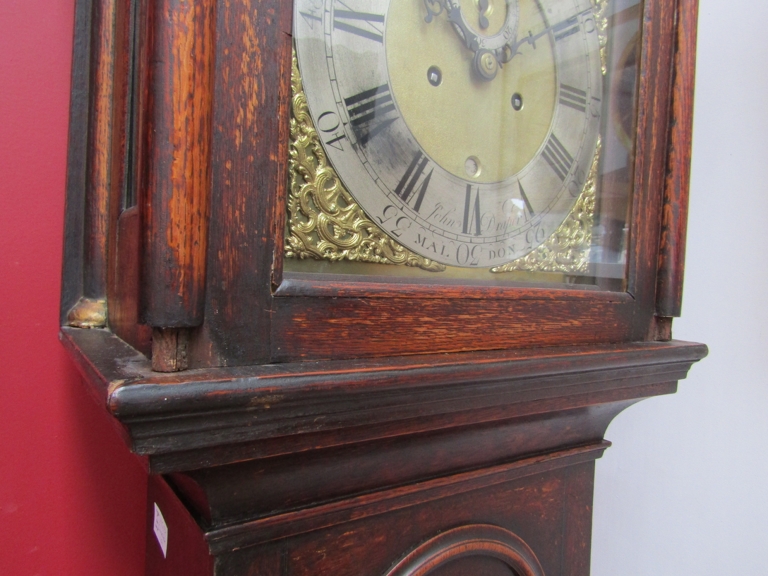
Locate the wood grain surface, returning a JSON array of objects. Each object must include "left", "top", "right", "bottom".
[
  {"left": 656, "top": 0, "right": 700, "bottom": 317},
  {"left": 142, "top": 0, "right": 215, "bottom": 328},
  {"left": 57, "top": 1, "right": 705, "bottom": 574},
  {"left": 61, "top": 0, "right": 701, "bottom": 368},
  {"left": 200, "top": 0, "right": 293, "bottom": 366}
]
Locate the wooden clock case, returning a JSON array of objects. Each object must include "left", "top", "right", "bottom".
[{"left": 60, "top": 0, "right": 706, "bottom": 574}]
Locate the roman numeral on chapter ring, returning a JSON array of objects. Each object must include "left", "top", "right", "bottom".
[
  {"left": 395, "top": 151, "right": 432, "bottom": 212},
  {"left": 542, "top": 134, "right": 574, "bottom": 181},
  {"left": 553, "top": 15, "right": 579, "bottom": 41},
  {"left": 463, "top": 185, "right": 482, "bottom": 236},
  {"left": 333, "top": 9, "right": 385, "bottom": 43},
  {"left": 344, "top": 85, "right": 397, "bottom": 146},
  {"left": 518, "top": 181, "right": 535, "bottom": 217},
  {"left": 299, "top": 9, "right": 322, "bottom": 29},
  {"left": 559, "top": 84, "right": 587, "bottom": 113}
]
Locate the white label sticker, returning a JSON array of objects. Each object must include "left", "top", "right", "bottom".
[{"left": 153, "top": 503, "right": 168, "bottom": 558}]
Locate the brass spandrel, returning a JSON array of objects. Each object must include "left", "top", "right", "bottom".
[
  {"left": 490, "top": 137, "right": 599, "bottom": 274},
  {"left": 593, "top": 0, "right": 609, "bottom": 76},
  {"left": 285, "top": 38, "right": 600, "bottom": 277},
  {"left": 285, "top": 50, "right": 446, "bottom": 273}
]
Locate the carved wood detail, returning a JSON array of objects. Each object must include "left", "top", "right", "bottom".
[{"left": 385, "top": 524, "right": 544, "bottom": 576}]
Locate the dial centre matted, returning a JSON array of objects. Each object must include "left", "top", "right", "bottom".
[{"left": 386, "top": 0, "right": 556, "bottom": 183}]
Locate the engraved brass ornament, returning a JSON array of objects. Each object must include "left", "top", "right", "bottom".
[
  {"left": 592, "top": 0, "right": 609, "bottom": 76},
  {"left": 66, "top": 297, "right": 108, "bottom": 328},
  {"left": 285, "top": 49, "right": 599, "bottom": 275},
  {"left": 490, "top": 0, "right": 606, "bottom": 274},
  {"left": 285, "top": 53, "right": 446, "bottom": 272},
  {"left": 491, "top": 137, "right": 599, "bottom": 274}
]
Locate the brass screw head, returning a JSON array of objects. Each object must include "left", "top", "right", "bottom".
[
  {"left": 474, "top": 49, "right": 498, "bottom": 81},
  {"left": 480, "top": 52, "right": 497, "bottom": 74}
]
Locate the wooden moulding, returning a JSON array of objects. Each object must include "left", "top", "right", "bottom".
[
  {"left": 60, "top": 329, "right": 705, "bottom": 570},
  {"left": 199, "top": 0, "right": 294, "bottom": 366},
  {"left": 84, "top": 0, "right": 119, "bottom": 309},
  {"left": 622, "top": 0, "right": 678, "bottom": 328},
  {"left": 61, "top": 0, "right": 93, "bottom": 323},
  {"left": 211, "top": 460, "right": 599, "bottom": 574},
  {"left": 61, "top": 326, "right": 706, "bottom": 469},
  {"left": 63, "top": 0, "right": 126, "bottom": 329},
  {"left": 656, "top": 0, "right": 701, "bottom": 318},
  {"left": 383, "top": 524, "right": 545, "bottom": 576},
  {"left": 205, "top": 445, "right": 607, "bottom": 554},
  {"left": 141, "top": 0, "right": 215, "bottom": 329}
]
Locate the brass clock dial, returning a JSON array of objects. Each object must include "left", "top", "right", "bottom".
[{"left": 294, "top": 0, "right": 603, "bottom": 268}]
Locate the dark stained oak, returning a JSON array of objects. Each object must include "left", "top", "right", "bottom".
[
  {"left": 656, "top": 0, "right": 700, "bottom": 318},
  {"left": 274, "top": 273, "right": 633, "bottom": 299},
  {"left": 197, "top": 0, "right": 293, "bottom": 367},
  {"left": 271, "top": 294, "right": 637, "bottom": 361},
  {"left": 63, "top": 0, "right": 131, "bottom": 329},
  {"left": 141, "top": 0, "right": 215, "bottom": 330},
  {"left": 624, "top": 0, "right": 678, "bottom": 341},
  {"left": 382, "top": 524, "right": 544, "bottom": 576},
  {"left": 61, "top": 0, "right": 701, "bottom": 364},
  {"left": 84, "top": 0, "right": 121, "bottom": 305},
  {"left": 60, "top": 326, "right": 705, "bottom": 574},
  {"left": 213, "top": 461, "right": 601, "bottom": 575},
  {"left": 109, "top": 206, "right": 152, "bottom": 356},
  {"left": 60, "top": 0, "right": 94, "bottom": 322},
  {"left": 59, "top": 0, "right": 704, "bottom": 573}
]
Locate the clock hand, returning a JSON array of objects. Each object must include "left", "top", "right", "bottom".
[
  {"left": 423, "top": 0, "right": 483, "bottom": 51},
  {"left": 446, "top": 1, "right": 483, "bottom": 52},
  {"left": 478, "top": 0, "right": 490, "bottom": 30},
  {"left": 423, "top": 0, "right": 445, "bottom": 24},
  {"left": 500, "top": 7, "right": 593, "bottom": 63},
  {"left": 423, "top": 0, "right": 519, "bottom": 81}
]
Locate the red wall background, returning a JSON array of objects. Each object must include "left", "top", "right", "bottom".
[{"left": 0, "top": 1, "right": 148, "bottom": 574}]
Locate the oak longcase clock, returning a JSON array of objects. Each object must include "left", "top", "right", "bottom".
[{"left": 60, "top": 0, "right": 705, "bottom": 573}]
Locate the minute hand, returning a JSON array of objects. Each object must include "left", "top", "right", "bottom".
[{"left": 506, "top": 8, "right": 592, "bottom": 59}]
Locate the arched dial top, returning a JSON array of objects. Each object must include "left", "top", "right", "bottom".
[{"left": 294, "top": 0, "right": 602, "bottom": 268}]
